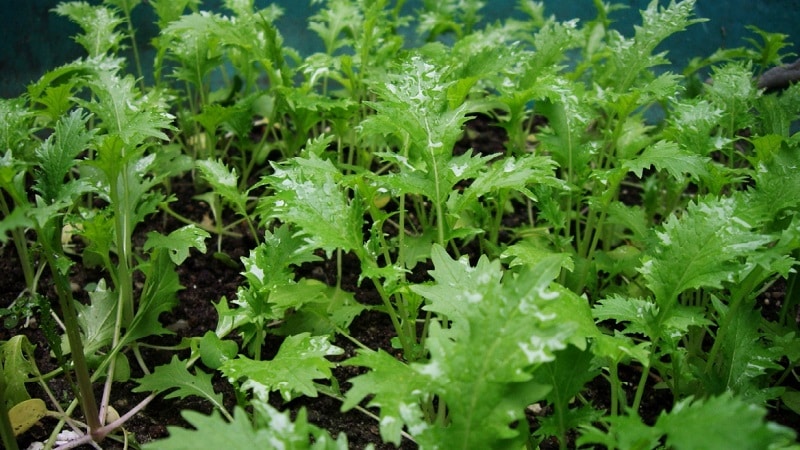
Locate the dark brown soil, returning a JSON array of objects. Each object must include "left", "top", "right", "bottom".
[{"left": 2, "top": 115, "right": 798, "bottom": 449}]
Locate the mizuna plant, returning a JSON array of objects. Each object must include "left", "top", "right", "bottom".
[
  {"left": 1, "top": 3, "right": 209, "bottom": 449},
  {"left": 3, "top": 0, "right": 800, "bottom": 449}
]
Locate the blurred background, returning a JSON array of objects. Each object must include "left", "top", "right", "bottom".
[{"left": 2, "top": 0, "right": 799, "bottom": 98}]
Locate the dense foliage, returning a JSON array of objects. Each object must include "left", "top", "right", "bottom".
[{"left": 2, "top": 0, "right": 800, "bottom": 449}]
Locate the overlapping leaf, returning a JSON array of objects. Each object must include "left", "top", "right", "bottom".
[
  {"left": 221, "top": 333, "right": 343, "bottom": 402},
  {"left": 346, "top": 246, "right": 590, "bottom": 449},
  {"left": 640, "top": 195, "right": 772, "bottom": 306},
  {"left": 133, "top": 355, "right": 225, "bottom": 412},
  {"left": 142, "top": 402, "right": 348, "bottom": 450}
]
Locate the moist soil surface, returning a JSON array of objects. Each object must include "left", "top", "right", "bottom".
[{"left": 2, "top": 115, "right": 798, "bottom": 449}]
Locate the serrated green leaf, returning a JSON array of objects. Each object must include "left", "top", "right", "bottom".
[
  {"left": 706, "top": 62, "right": 760, "bottom": 133},
  {"left": 143, "top": 402, "right": 348, "bottom": 450},
  {"left": 83, "top": 69, "right": 174, "bottom": 147},
  {"left": 1, "top": 335, "right": 36, "bottom": 409},
  {"left": 149, "top": 0, "right": 201, "bottom": 29},
  {"left": 261, "top": 154, "right": 364, "bottom": 253},
  {"left": 0, "top": 98, "right": 34, "bottom": 157},
  {"left": 536, "top": 345, "right": 600, "bottom": 442},
  {"left": 342, "top": 350, "right": 429, "bottom": 446},
  {"left": 279, "top": 282, "right": 365, "bottom": 337},
  {"left": 449, "top": 153, "right": 564, "bottom": 214},
  {"left": 240, "top": 224, "right": 321, "bottom": 292},
  {"left": 577, "top": 412, "right": 664, "bottom": 450},
  {"left": 592, "top": 332, "right": 652, "bottom": 366},
  {"left": 657, "top": 393, "right": 796, "bottom": 449},
  {"left": 122, "top": 251, "right": 182, "bottom": 344},
  {"left": 710, "top": 306, "right": 783, "bottom": 400},
  {"left": 501, "top": 239, "right": 574, "bottom": 272},
  {"left": 34, "top": 109, "right": 94, "bottom": 204},
  {"left": 624, "top": 140, "right": 709, "bottom": 181},
  {"left": 221, "top": 333, "right": 343, "bottom": 402},
  {"left": 402, "top": 245, "right": 571, "bottom": 449},
  {"left": 593, "top": 295, "right": 659, "bottom": 336},
  {"left": 663, "top": 99, "right": 724, "bottom": 156},
  {"left": 143, "top": 224, "right": 209, "bottom": 265},
  {"left": 75, "top": 279, "right": 116, "bottom": 357},
  {"left": 53, "top": 2, "right": 126, "bottom": 57},
  {"left": 605, "top": 0, "right": 703, "bottom": 91},
  {"left": 640, "top": 196, "right": 772, "bottom": 305},
  {"left": 196, "top": 158, "right": 244, "bottom": 203},
  {"left": 156, "top": 12, "right": 226, "bottom": 85},
  {"left": 536, "top": 405, "right": 605, "bottom": 444},
  {"left": 134, "top": 355, "right": 225, "bottom": 412}
]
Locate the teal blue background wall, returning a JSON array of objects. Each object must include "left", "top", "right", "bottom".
[{"left": 2, "top": 0, "right": 799, "bottom": 98}]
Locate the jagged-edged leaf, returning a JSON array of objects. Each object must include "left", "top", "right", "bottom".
[
  {"left": 75, "top": 279, "right": 116, "bottom": 357},
  {"left": 342, "top": 350, "right": 430, "bottom": 446},
  {"left": 240, "top": 224, "right": 321, "bottom": 291},
  {"left": 362, "top": 54, "right": 470, "bottom": 160},
  {"left": 133, "top": 355, "right": 225, "bottom": 411},
  {"left": 450, "top": 153, "right": 564, "bottom": 214},
  {"left": 278, "top": 282, "right": 365, "bottom": 337},
  {"left": 748, "top": 139, "right": 800, "bottom": 222},
  {"left": 122, "top": 251, "right": 182, "bottom": 344},
  {"left": 501, "top": 239, "right": 575, "bottom": 272},
  {"left": 381, "top": 245, "right": 575, "bottom": 449},
  {"left": 221, "top": 333, "right": 343, "bottom": 402},
  {"left": 535, "top": 78, "right": 593, "bottom": 174},
  {"left": 640, "top": 195, "right": 772, "bottom": 305},
  {"left": 535, "top": 345, "right": 601, "bottom": 442},
  {"left": 143, "top": 224, "right": 209, "bottom": 265},
  {"left": 593, "top": 295, "right": 659, "bottom": 337},
  {"left": 604, "top": 202, "right": 650, "bottom": 244},
  {"left": 34, "top": 109, "right": 94, "bottom": 204},
  {"left": 83, "top": 69, "right": 174, "bottom": 147},
  {"left": 577, "top": 411, "right": 665, "bottom": 450},
  {"left": 142, "top": 403, "right": 348, "bottom": 450},
  {"left": 710, "top": 305, "right": 783, "bottom": 400},
  {"left": 0, "top": 98, "right": 34, "bottom": 155},
  {"left": 261, "top": 154, "right": 364, "bottom": 253},
  {"left": 196, "top": 159, "right": 247, "bottom": 210},
  {"left": 53, "top": 2, "right": 126, "bottom": 57},
  {"left": 706, "top": 62, "right": 760, "bottom": 134},
  {"left": 605, "top": 0, "right": 703, "bottom": 90},
  {"left": 0, "top": 335, "right": 37, "bottom": 408},
  {"left": 624, "top": 140, "right": 709, "bottom": 181},
  {"left": 149, "top": 0, "right": 201, "bottom": 29},
  {"left": 663, "top": 99, "right": 724, "bottom": 156},
  {"left": 657, "top": 393, "right": 795, "bottom": 449}
]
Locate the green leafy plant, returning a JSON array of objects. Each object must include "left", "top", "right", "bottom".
[{"left": 3, "top": 0, "right": 800, "bottom": 448}]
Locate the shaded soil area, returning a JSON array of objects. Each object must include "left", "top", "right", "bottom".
[{"left": 2, "top": 115, "right": 798, "bottom": 449}]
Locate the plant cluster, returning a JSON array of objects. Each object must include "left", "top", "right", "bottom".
[{"left": 2, "top": 0, "right": 800, "bottom": 449}]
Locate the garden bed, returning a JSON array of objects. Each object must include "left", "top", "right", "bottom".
[{"left": 3, "top": 1, "right": 800, "bottom": 449}]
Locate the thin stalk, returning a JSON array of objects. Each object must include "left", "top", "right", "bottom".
[
  {"left": 608, "top": 364, "right": 620, "bottom": 417},
  {"left": 39, "top": 231, "right": 101, "bottom": 438},
  {"left": 366, "top": 259, "right": 412, "bottom": 358},
  {"left": 118, "top": 0, "right": 144, "bottom": 87},
  {"left": 424, "top": 118, "right": 446, "bottom": 247},
  {"left": 54, "top": 394, "right": 157, "bottom": 450},
  {"left": 112, "top": 170, "right": 135, "bottom": 326},
  {"left": 631, "top": 364, "right": 651, "bottom": 414}
]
